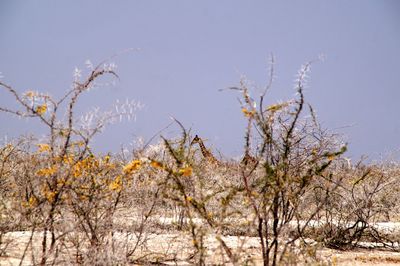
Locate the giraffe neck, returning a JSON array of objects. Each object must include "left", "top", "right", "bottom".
[{"left": 197, "top": 139, "right": 217, "bottom": 162}]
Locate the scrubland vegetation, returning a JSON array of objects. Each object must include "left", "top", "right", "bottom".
[{"left": 0, "top": 59, "right": 400, "bottom": 265}]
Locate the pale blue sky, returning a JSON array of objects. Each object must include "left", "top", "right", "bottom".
[{"left": 0, "top": 1, "right": 399, "bottom": 159}]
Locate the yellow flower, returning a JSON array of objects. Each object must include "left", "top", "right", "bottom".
[
  {"left": 109, "top": 175, "right": 122, "bottom": 191},
  {"left": 123, "top": 160, "right": 142, "bottom": 174},
  {"left": 25, "top": 90, "right": 36, "bottom": 98},
  {"left": 36, "top": 165, "right": 58, "bottom": 177},
  {"left": 179, "top": 166, "right": 193, "bottom": 177},
  {"left": 104, "top": 155, "right": 111, "bottom": 163},
  {"left": 73, "top": 165, "right": 82, "bottom": 178},
  {"left": 45, "top": 191, "right": 56, "bottom": 203},
  {"left": 35, "top": 104, "right": 47, "bottom": 115},
  {"left": 241, "top": 108, "right": 255, "bottom": 118},
  {"left": 150, "top": 160, "right": 165, "bottom": 170},
  {"left": 267, "top": 102, "right": 288, "bottom": 112},
  {"left": 57, "top": 178, "right": 67, "bottom": 187},
  {"left": 63, "top": 155, "right": 74, "bottom": 164},
  {"left": 28, "top": 196, "right": 37, "bottom": 207},
  {"left": 327, "top": 154, "right": 336, "bottom": 161},
  {"left": 186, "top": 196, "right": 193, "bottom": 202},
  {"left": 37, "top": 143, "right": 51, "bottom": 153}
]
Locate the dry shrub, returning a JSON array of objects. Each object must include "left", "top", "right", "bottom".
[
  {"left": 0, "top": 61, "right": 150, "bottom": 265},
  {"left": 310, "top": 159, "right": 400, "bottom": 250}
]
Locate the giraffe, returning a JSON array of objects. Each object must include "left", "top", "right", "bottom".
[
  {"left": 190, "top": 135, "right": 219, "bottom": 164},
  {"left": 240, "top": 113, "right": 258, "bottom": 168},
  {"left": 241, "top": 152, "right": 258, "bottom": 167}
]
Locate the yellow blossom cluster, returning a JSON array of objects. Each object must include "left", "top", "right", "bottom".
[
  {"left": 42, "top": 186, "right": 56, "bottom": 203},
  {"left": 62, "top": 154, "right": 75, "bottom": 164},
  {"left": 72, "top": 156, "right": 100, "bottom": 178},
  {"left": 150, "top": 160, "right": 164, "bottom": 170},
  {"left": 326, "top": 154, "right": 336, "bottom": 161},
  {"left": 241, "top": 108, "right": 256, "bottom": 118},
  {"left": 36, "top": 165, "right": 58, "bottom": 177},
  {"left": 150, "top": 159, "right": 192, "bottom": 177},
  {"left": 123, "top": 160, "right": 142, "bottom": 174},
  {"left": 178, "top": 166, "right": 193, "bottom": 177},
  {"left": 109, "top": 175, "right": 122, "bottom": 192},
  {"left": 266, "top": 102, "right": 289, "bottom": 112},
  {"left": 35, "top": 104, "right": 47, "bottom": 115},
  {"left": 186, "top": 196, "right": 193, "bottom": 202},
  {"left": 51, "top": 154, "right": 75, "bottom": 165},
  {"left": 37, "top": 143, "right": 51, "bottom": 153},
  {"left": 149, "top": 159, "right": 193, "bottom": 177}
]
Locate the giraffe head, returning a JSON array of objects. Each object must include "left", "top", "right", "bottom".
[
  {"left": 191, "top": 135, "right": 201, "bottom": 145},
  {"left": 190, "top": 134, "right": 219, "bottom": 164}
]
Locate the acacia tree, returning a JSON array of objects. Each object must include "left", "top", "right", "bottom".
[
  {"left": 0, "top": 61, "right": 141, "bottom": 265},
  {"left": 232, "top": 59, "right": 347, "bottom": 265}
]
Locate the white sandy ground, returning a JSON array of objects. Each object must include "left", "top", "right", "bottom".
[
  {"left": 157, "top": 216, "right": 400, "bottom": 234},
  {"left": 1, "top": 221, "right": 400, "bottom": 265}
]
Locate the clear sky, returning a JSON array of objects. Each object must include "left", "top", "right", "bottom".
[{"left": 0, "top": 1, "right": 399, "bottom": 160}]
